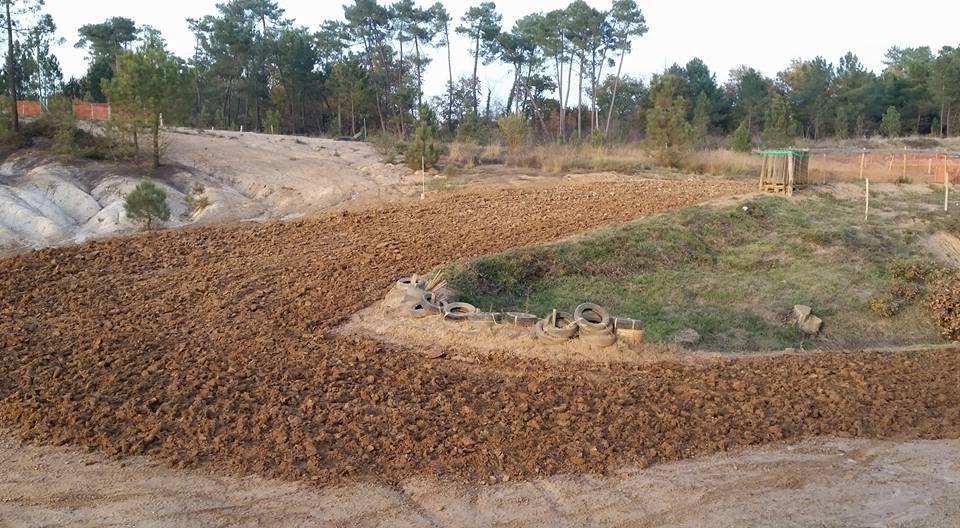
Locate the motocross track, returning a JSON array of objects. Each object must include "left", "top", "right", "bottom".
[{"left": 2, "top": 178, "right": 960, "bottom": 489}]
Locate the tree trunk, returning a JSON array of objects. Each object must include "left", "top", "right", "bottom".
[
  {"left": 506, "top": 66, "right": 520, "bottom": 114},
  {"left": 152, "top": 115, "right": 161, "bottom": 168},
  {"left": 132, "top": 128, "right": 140, "bottom": 167},
  {"left": 397, "top": 33, "right": 405, "bottom": 136},
  {"left": 414, "top": 35, "right": 422, "bottom": 110},
  {"left": 472, "top": 32, "right": 480, "bottom": 116},
  {"left": 577, "top": 57, "right": 584, "bottom": 140},
  {"left": 5, "top": 0, "right": 19, "bottom": 132},
  {"left": 445, "top": 22, "right": 454, "bottom": 133},
  {"left": 523, "top": 63, "right": 551, "bottom": 140},
  {"left": 590, "top": 47, "right": 597, "bottom": 132},
  {"left": 604, "top": 49, "right": 626, "bottom": 137},
  {"left": 555, "top": 57, "right": 563, "bottom": 141}
]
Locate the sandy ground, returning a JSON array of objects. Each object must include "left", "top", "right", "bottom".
[
  {"left": 2, "top": 431, "right": 958, "bottom": 527},
  {"left": 0, "top": 128, "right": 411, "bottom": 254}
]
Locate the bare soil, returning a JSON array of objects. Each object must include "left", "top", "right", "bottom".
[
  {"left": 3, "top": 178, "right": 960, "bottom": 491},
  {"left": 3, "top": 432, "right": 958, "bottom": 527}
]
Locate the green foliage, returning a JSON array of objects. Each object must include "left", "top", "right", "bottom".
[
  {"left": 406, "top": 105, "right": 440, "bottom": 170},
  {"left": 880, "top": 106, "right": 902, "bottom": 137},
  {"left": 185, "top": 182, "right": 210, "bottom": 214},
  {"left": 690, "top": 91, "right": 710, "bottom": 148},
  {"left": 763, "top": 94, "right": 799, "bottom": 146},
  {"left": 124, "top": 179, "right": 170, "bottom": 230},
  {"left": 731, "top": 120, "right": 752, "bottom": 152},
  {"left": 42, "top": 97, "right": 79, "bottom": 155},
  {"left": 834, "top": 107, "right": 849, "bottom": 139},
  {"left": 645, "top": 74, "right": 689, "bottom": 166},
  {"left": 496, "top": 113, "right": 527, "bottom": 153},
  {"left": 103, "top": 36, "right": 191, "bottom": 167}
]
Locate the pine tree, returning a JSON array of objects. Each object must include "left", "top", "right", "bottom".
[
  {"left": 406, "top": 104, "right": 440, "bottom": 170},
  {"left": 690, "top": 91, "right": 711, "bottom": 148},
  {"left": 732, "top": 120, "right": 751, "bottom": 152},
  {"left": 645, "top": 75, "right": 689, "bottom": 166},
  {"left": 880, "top": 106, "right": 901, "bottom": 137},
  {"left": 834, "top": 107, "right": 849, "bottom": 139},
  {"left": 124, "top": 179, "right": 170, "bottom": 230}
]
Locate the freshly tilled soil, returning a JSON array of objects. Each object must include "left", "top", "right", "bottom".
[{"left": 3, "top": 178, "right": 959, "bottom": 485}]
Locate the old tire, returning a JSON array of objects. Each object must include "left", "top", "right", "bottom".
[
  {"left": 442, "top": 302, "right": 477, "bottom": 321},
  {"left": 396, "top": 277, "right": 427, "bottom": 302},
  {"left": 575, "top": 303, "right": 611, "bottom": 332},
  {"left": 502, "top": 312, "right": 539, "bottom": 327},
  {"left": 581, "top": 329, "right": 618, "bottom": 348},
  {"left": 540, "top": 311, "right": 578, "bottom": 339},
  {"left": 407, "top": 301, "right": 435, "bottom": 319},
  {"left": 467, "top": 312, "right": 503, "bottom": 325},
  {"left": 535, "top": 319, "right": 571, "bottom": 345}
]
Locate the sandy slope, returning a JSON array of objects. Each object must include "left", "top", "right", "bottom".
[{"left": 0, "top": 128, "right": 410, "bottom": 254}]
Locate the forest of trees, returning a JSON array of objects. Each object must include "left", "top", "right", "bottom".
[{"left": 2, "top": 0, "right": 960, "bottom": 147}]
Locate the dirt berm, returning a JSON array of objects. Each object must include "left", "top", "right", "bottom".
[{"left": 2, "top": 178, "right": 959, "bottom": 486}]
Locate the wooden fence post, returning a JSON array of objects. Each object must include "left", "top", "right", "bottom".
[
  {"left": 865, "top": 178, "right": 870, "bottom": 221},
  {"left": 902, "top": 147, "right": 907, "bottom": 180}
]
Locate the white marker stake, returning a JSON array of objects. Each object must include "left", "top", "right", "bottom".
[
  {"left": 946, "top": 170, "right": 951, "bottom": 213},
  {"left": 865, "top": 178, "right": 870, "bottom": 221}
]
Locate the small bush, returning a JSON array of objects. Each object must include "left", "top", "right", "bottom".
[
  {"left": 406, "top": 105, "right": 441, "bottom": 171},
  {"left": 185, "top": 182, "right": 210, "bottom": 215},
  {"left": 928, "top": 278, "right": 960, "bottom": 340},
  {"left": 732, "top": 121, "right": 752, "bottom": 153},
  {"left": 869, "top": 294, "right": 901, "bottom": 318},
  {"left": 125, "top": 179, "right": 170, "bottom": 230},
  {"left": 496, "top": 113, "right": 528, "bottom": 154}
]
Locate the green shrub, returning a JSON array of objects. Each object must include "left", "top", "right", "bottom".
[
  {"left": 185, "top": 182, "right": 210, "bottom": 214},
  {"left": 732, "top": 121, "right": 752, "bottom": 152},
  {"left": 124, "top": 179, "right": 170, "bottom": 230},
  {"left": 406, "top": 105, "right": 441, "bottom": 171}
]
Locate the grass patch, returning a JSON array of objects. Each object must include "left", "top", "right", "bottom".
[{"left": 445, "top": 193, "right": 955, "bottom": 351}]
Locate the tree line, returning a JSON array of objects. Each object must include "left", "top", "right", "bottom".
[{"left": 2, "top": 0, "right": 960, "bottom": 148}]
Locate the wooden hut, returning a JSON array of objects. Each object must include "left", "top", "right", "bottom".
[{"left": 759, "top": 149, "right": 809, "bottom": 195}]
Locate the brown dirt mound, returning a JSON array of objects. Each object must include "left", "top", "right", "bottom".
[{"left": 3, "top": 178, "right": 960, "bottom": 486}]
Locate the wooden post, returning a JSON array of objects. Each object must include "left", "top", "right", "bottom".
[
  {"left": 787, "top": 154, "right": 795, "bottom": 196},
  {"left": 420, "top": 155, "right": 425, "bottom": 199},
  {"left": 859, "top": 150, "right": 866, "bottom": 180},
  {"left": 865, "top": 178, "right": 870, "bottom": 221},
  {"left": 947, "top": 169, "right": 951, "bottom": 213},
  {"left": 902, "top": 147, "right": 907, "bottom": 180},
  {"left": 929, "top": 157, "right": 933, "bottom": 176}
]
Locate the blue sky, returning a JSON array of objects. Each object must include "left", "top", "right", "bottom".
[{"left": 46, "top": 0, "right": 960, "bottom": 99}]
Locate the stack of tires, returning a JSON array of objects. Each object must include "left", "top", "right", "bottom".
[
  {"left": 397, "top": 276, "right": 540, "bottom": 329},
  {"left": 394, "top": 276, "right": 641, "bottom": 348}
]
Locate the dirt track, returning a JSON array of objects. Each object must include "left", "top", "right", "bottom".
[{"left": 3, "top": 178, "right": 960, "bottom": 486}]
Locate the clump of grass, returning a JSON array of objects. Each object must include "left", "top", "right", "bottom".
[{"left": 869, "top": 294, "right": 901, "bottom": 318}]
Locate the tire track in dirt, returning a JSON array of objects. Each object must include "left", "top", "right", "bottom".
[{"left": 2, "top": 178, "right": 960, "bottom": 486}]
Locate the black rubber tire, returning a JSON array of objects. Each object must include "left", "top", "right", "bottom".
[
  {"left": 407, "top": 301, "right": 434, "bottom": 319},
  {"left": 535, "top": 319, "right": 571, "bottom": 345},
  {"left": 396, "top": 277, "right": 427, "bottom": 302},
  {"left": 502, "top": 312, "right": 539, "bottom": 327},
  {"left": 540, "top": 311, "right": 578, "bottom": 339},
  {"left": 467, "top": 312, "right": 503, "bottom": 324},
  {"left": 575, "top": 303, "right": 611, "bottom": 332},
  {"left": 580, "top": 329, "right": 618, "bottom": 348},
  {"left": 421, "top": 292, "right": 444, "bottom": 312},
  {"left": 442, "top": 302, "right": 477, "bottom": 321}
]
